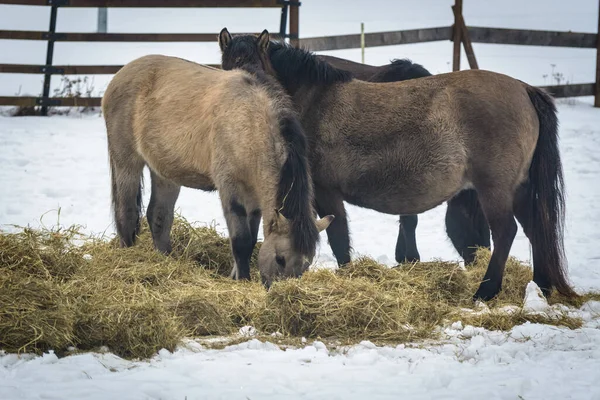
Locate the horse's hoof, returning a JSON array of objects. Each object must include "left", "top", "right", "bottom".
[
  {"left": 473, "top": 282, "right": 501, "bottom": 302},
  {"left": 397, "top": 256, "right": 420, "bottom": 264},
  {"left": 336, "top": 259, "right": 352, "bottom": 268}
]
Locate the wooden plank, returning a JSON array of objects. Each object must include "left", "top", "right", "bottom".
[
  {"left": 0, "top": 0, "right": 281, "bottom": 7},
  {"left": 300, "top": 27, "right": 452, "bottom": 52},
  {"left": 1, "top": 83, "right": 594, "bottom": 108},
  {"left": 0, "top": 30, "right": 282, "bottom": 42},
  {"left": 0, "top": 63, "right": 220, "bottom": 74},
  {"left": 0, "top": 96, "right": 38, "bottom": 107},
  {"left": 289, "top": 0, "right": 299, "bottom": 47},
  {"left": 595, "top": 0, "right": 600, "bottom": 107},
  {"left": 452, "top": 3, "right": 478, "bottom": 69},
  {"left": 467, "top": 26, "right": 596, "bottom": 48},
  {"left": 0, "top": 96, "right": 102, "bottom": 107},
  {"left": 0, "top": 30, "right": 45, "bottom": 40},
  {"left": 452, "top": 0, "right": 462, "bottom": 71},
  {"left": 539, "top": 83, "right": 595, "bottom": 98}
]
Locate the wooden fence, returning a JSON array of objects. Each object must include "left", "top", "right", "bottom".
[
  {"left": 0, "top": 0, "right": 300, "bottom": 115},
  {"left": 297, "top": 0, "right": 600, "bottom": 106},
  {"left": 1, "top": 0, "right": 599, "bottom": 112}
]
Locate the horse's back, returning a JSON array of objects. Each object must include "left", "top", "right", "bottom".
[
  {"left": 103, "top": 54, "right": 281, "bottom": 190},
  {"left": 309, "top": 69, "right": 539, "bottom": 213}
]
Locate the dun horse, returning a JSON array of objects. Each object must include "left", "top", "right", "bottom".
[
  {"left": 317, "top": 55, "right": 491, "bottom": 265},
  {"left": 102, "top": 54, "right": 333, "bottom": 287},
  {"left": 219, "top": 28, "right": 577, "bottom": 301}
]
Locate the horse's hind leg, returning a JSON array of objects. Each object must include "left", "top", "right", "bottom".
[
  {"left": 445, "top": 189, "right": 491, "bottom": 264},
  {"left": 472, "top": 188, "right": 518, "bottom": 301},
  {"left": 147, "top": 171, "right": 181, "bottom": 254},
  {"left": 110, "top": 156, "right": 145, "bottom": 248},
  {"left": 395, "top": 215, "right": 420, "bottom": 263}
]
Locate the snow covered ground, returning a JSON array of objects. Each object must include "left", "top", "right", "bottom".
[
  {"left": 2, "top": 0, "right": 600, "bottom": 398},
  {"left": 2, "top": 99, "right": 600, "bottom": 292},
  {"left": 2, "top": 302, "right": 600, "bottom": 400},
  {"left": 1, "top": 89, "right": 600, "bottom": 400}
]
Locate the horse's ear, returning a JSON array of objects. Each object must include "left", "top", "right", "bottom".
[
  {"left": 268, "top": 208, "right": 282, "bottom": 232},
  {"left": 219, "top": 27, "right": 232, "bottom": 52},
  {"left": 257, "top": 29, "right": 270, "bottom": 52},
  {"left": 316, "top": 215, "right": 334, "bottom": 232}
]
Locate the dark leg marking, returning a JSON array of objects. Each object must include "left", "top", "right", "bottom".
[
  {"left": 396, "top": 215, "right": 420, "bottom": 263},
  {"left": 314, "top": 186, "right": 351, "bottom": 266}
]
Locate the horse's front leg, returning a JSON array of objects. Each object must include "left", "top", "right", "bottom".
[
  {"left": 314, "top": 186, "right": 351, "bottom": 266},
  {"left": 396, "top": 215, "right": 420, "bottom": 263},
  {"left": 220, "top": 192, "right": 255, "bottom": 280}
]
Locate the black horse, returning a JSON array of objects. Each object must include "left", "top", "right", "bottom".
[
  {"left": 219, "top": 29, "right": 577, "bottom": 301},
  {"left": 314, "top": 54, "right": 492, "bottom": 265}
]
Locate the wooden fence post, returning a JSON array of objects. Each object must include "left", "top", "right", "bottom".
[
  {"left": 595, "top": 0, "right": 600, "bottom": 107},
  {"left": 290, "top": 1, "right": 299, "bottom": 47},
  {"left": 452, "top": 4, "right": 478, "bottom": 69},
  {"left": 361, "top": 22, "right": 365, "bottom": 63},
  {"left": 279, "top": 2, "right": 288, "bottom": 39},
  {"left": 41, "top": 3, "right": 59, "bottom": 116},
  {"left": 452, "top": 0, "right": 462, "bottom": 71}
]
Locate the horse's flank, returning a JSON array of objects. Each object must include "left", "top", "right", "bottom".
[{"left": 102, "top": 54, "right": 284, "bottom": 215}]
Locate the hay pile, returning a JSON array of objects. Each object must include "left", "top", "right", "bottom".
[{"left": 0, "top": 217, "right": 594, "bottom": 359}]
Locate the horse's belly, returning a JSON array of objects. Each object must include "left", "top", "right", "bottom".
[
  {"left": 337, "top": 165, "right": 467, "bottom": 215},
  {"left": 137, "top": 137, "right": 216, "bottom": 191},
  {"left": 147, "top": 161, "right": 216, "bottom": 191},
  {"left": 343, "top": 188, "right": 453, "bottom": 215},
  {"left": 173, "top": 172, "right": 216, "bottom": 191}
]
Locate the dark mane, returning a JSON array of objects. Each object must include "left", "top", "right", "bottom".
[
  {"left": 368, "top": 58, "right": 432, "bottom": 83},
  {"left": 268, "top": 41, "right": 353, "bottom": 89},
  {"left": 276, "top": 110, "right": 319, "bottom": 256}
]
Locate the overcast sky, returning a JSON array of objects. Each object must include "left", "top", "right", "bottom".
[{"left": 0, "top": 0, "right": 597, "bottom": 97}]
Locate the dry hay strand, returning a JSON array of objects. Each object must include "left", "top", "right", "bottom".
[
  {"left": 258, "top": 259, "right": 467, "bottom": 342},
  {"left": 0, "top": 222, "right": 592, "bottom": 359},
  {"left": 0, "top": 225, "right": 85, "bottom": 281},
  {"left": 459, "top": 308, "right": 583, "bottom": 331},
  {"left": 551, "top": 291, "right": 600, "bottom": 308},
  {"left": 65, "top": 278, "right": 188, "bottom": 359},
  {"left": 0, "top": 271, "right": 75, "bottom": 354},
  {"left": 464, "top": 247, "right": 533, "bottom": 306},
  {"left": 79, "top": 236, "right": 202, "bottom": 289},
  {"left": 261, "top": 252, "right": 583, "bottom": 342},
  {"left": 454, "top": 248, "right": 583, "bottom": 330},
  {"left": 108, "top": 215, "right": 263, "bottom": 278},
  {"left": 165, "top": 278, "right": 266, "bottom": 336}
]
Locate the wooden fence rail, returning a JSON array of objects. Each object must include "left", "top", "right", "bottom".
[
  {"left": 1, "top": 0, "right": 598, "bottom": 111},
  {"left": 0, "top": 0, "right": 300, "bottom": 114},
  {"left": 0, "top": 0, "right": 283, "bottom": 7},
  {"left": 0, "top": 30, "right": 286, "bottom": 42},
  {"left": 298, "top": 26, "right": 598, "bottom": 52}
]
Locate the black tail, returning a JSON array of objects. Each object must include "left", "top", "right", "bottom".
[
  {"left": 525, "top": 86, "right": 576, "bottom": 297},
  {"left": 276, "top": 112, "right": 319, "bottom": 256},
  {"left": 445, "top": 188, "right": 491, "bottom": 264}
]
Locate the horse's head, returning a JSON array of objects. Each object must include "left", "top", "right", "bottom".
[
  {"left": 219, "top": 27, "right": 274, "bottom": 75},
  {"left": 258, "top": 210, "right": 333, "bottom": 289}
]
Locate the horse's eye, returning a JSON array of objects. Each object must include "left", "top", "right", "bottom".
[{"left": 276, "top": 255, "right": 286, "bottom": 268}]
